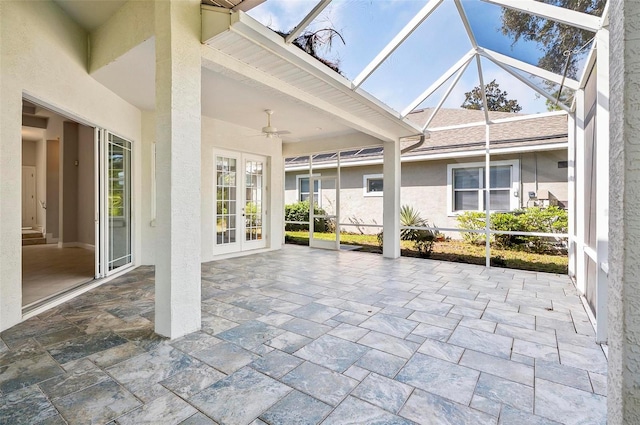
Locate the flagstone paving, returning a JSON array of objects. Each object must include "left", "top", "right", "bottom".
[{"left": 0, "top": 245, "right": 607, "bottom": 424}]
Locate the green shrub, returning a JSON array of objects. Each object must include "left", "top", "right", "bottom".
[
  {"left": 378, "top": 205, "right": 436, "bottom": 258},
  {"left": 491, "top": 212, "right": 524, "bottom": 248},
  {"left": 284, "top": 200, "right": 330, "bottom": 232},
  {"left": 456, "top": 206, "right": 568, "bottom": 253},
  {"left": 455, "top": 211, "right": 485, "bottom": 244}
]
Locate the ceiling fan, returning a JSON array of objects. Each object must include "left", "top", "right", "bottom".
[{"left": 261, "top": 109, "right": 291, "bottom": 139}]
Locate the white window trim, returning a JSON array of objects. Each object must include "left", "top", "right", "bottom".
[
  {"left": 447, "top": 159, "right": 520, "bottom": 216},
  {"left": 363, "top": 173, "right": 384, "bottom": 197},
  {"left": 296, "top": 174, "right": 322, "bottom": 206}
]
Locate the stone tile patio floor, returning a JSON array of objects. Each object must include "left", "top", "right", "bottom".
[{"left": 0, "top": 245, "right": 607, "bottom": 425}]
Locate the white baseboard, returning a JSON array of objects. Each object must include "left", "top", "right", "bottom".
[{"left": 58, "top": 242, "right": 95, "bottom": 251}]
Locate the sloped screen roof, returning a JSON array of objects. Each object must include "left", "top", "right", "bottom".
[{"left": 246, "top": 0, "right": 606, "bottom": 123}]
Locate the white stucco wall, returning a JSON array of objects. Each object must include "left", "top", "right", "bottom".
[
  {"left": 137, "top": 114, "right": 285, "bottom": 266},
  {"left": 140, "top": 111, "right": 156, "bottom": 265},
  {"left": 608, "top": 2, "right": 640, "bottom": 422},
  {"left": 201, "top": 116, "right": 284, "bottom": 263},
  {"left": 285, "top": 150, "right": 568, "bottom": 235},
  {"left": 0, "top": 0, "right": 142, "bottom": 331}
]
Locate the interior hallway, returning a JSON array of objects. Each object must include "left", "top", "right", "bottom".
[
  {"left": 22, "top": 244, "right": 94, "bottom": 306},
  {"left": 2, "top": 245, "right": 606, "bottom": 424}
]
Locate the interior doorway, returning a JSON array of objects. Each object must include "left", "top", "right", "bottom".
[{"left": 21, "top": 99, "right": 134, "bottom": 310}]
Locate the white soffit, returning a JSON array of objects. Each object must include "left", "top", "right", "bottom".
[
  {"left": 201, "top": 5, "right": 423, "bottom": 141},
  {"left": 92, "top": 38, "right": 156, "bottom": 111}
]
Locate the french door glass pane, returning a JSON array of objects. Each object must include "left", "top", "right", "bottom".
[
  {"left": 216, "top": 156, "right": 237, "bottom": 244},
  {"left": 107, "top": 134, "right": 132, "bottom": 271},
  {"left": 245, "top": 159, "right": 263, "bottom": 242}
]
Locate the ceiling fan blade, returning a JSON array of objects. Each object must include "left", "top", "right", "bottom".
[{"left": 277, "top": 130, "right": 292, "bottom": 135}]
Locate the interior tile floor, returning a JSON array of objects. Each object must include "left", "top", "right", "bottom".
[
  {"left": 22, "top": 245, "right": 95, "bottom": 306},
  {"left": 1, "top": 245, "right": 607, "bottom": 425}
]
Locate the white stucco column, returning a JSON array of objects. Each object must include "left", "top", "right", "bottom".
[
  {"left": 383, "top": 141, "right": 401, "bottom": 259},
  {"left": 608, "top": 2, "right": 640, "bottom": 422},
  {"left": 154, "top": 0, "right": 201, "bottom": 339},
  {"left": 0, "top": 56, "right": 23, "bottom": 332}
]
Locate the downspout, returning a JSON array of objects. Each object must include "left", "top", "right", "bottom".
[{"left": 400, "top": 133, "right": 429, "bottom": 155}]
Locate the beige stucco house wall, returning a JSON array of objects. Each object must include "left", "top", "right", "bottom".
[{"left": 285, "top": 149, "right": 568, "bottom": 235}]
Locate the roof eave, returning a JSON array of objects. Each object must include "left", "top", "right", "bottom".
[{"left": 201, "top": 5, "right": 423, "bottom": 140}]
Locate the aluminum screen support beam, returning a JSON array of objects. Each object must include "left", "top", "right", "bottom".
[
  {"left": 285, "top": 0, "right": 333, "bottom": 44},
  {"left": 475, "top": 55, "right": 491, "bottom": 124},
  {"left": 421, "top": 58, "right": 472, "bottom": 132},
  {"left": 481, "top": 0, "right": 601, "bottom": 32},
  {"left": 477, "top": 47, "right": 580, "bottom": 91},
  {"left": 484, "top": 56, "right": 573, "bottom": 113},
  {"left": 454, "top": 0, "right": 478, "bottom": 49},
  {"left": 353, "top": 0, "right": 443, "bottom": 88},
  {"left": 402, "top": 49, "right": 475, "bottom": 117}
]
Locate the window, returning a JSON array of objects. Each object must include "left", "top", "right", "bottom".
[
  {"left": 297, "top": 175, "right": 321, "bottom": 205},
  {"left": 363, "top": 174, "right": 383, "bottom": 197},
  {"left": 447, "top": 160, "right": 519, "bottom": 214}
]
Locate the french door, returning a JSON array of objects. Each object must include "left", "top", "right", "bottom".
[
  {"left": 214, "top": 150, "right": 267, "bottom": 254},
  {"left": 96, "top": 130, "right": 133, "bottom": 277}
]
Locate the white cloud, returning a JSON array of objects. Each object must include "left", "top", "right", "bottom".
[{"left": 247, "top": 0, "right": 319, "bottom": 32}]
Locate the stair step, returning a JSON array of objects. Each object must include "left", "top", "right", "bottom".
[
  {"left": 22, "top": 232, "right": 44, "bottom": 239},
  {"left": 23, "top": 237, "right": 46, "bottom": 246}
]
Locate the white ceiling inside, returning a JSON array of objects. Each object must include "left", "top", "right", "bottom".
[
  {"left": 21, "top": 127, "right": 46, "bottom": 142},
  {"left": 91, "top": 37, "right": 356, "bottom": 142},
  {"left": 200, "top": 67, "right": 355, "bottom": 142}
]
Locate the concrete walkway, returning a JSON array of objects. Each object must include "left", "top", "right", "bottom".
[{"left": 0, "top": 245, "right": 607, "bottom": 424}]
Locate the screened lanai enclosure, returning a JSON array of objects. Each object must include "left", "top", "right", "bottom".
[{"left": 212, "top": 0, "right": 610, "bottom": 341}]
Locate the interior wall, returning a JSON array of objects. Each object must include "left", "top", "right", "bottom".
[
  {"left": 77, "top": 125, "right": 94, "bottom": 246},
  {"left": 200, "top": 116, "right": 284, "bottom": 263},
  {"left": 35, "top": 139, "right": 47, "bottom": 229},
  {"left": 22, "top": 141, "right": 37, "bottom": 166},
  {"left": 62, "top": 122, "right": 79, "bottom": 243},
  {"left": 0, "top": 0, "right": 142, "bottom": 331},
  {"left": 41, "top": 110, "right": 66, "bottom": 241},
  {"left": 46, "top": 139, "right": 60, "bottom": 241}
]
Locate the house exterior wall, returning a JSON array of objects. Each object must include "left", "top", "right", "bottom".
[
  {"left": 0, "top": 0, "right": 142, "bottom": 331},
  {"left": 285, "top": 149, "right": 568, "bottom": 235}
]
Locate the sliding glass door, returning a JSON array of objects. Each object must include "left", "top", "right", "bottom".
[{"left": 97, "top": 130, "right": 133, "bottom": 277}]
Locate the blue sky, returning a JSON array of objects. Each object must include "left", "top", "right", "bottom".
[{"left": 248, "top": 0, "right": 589, "bottom": 115}]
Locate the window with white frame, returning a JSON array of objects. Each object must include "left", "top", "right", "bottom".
[
  {"left": 297, "top": 175, "right": 321, "bottom": 205},
  {"left": 447, "top": 160, "right": 519, "bottom": 214},
  {"left": 363, "top": 174, "right": 383, "bottom": 197}
]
